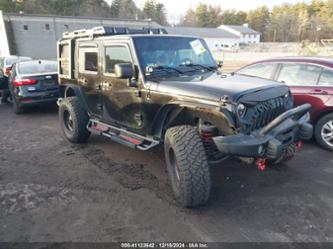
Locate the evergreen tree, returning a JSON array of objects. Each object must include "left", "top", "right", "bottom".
[
  {"left": 246, "top": 6, "right": 270, "bottom": 41},
  {"left": 143, "top": 0, "right": 168, "bottom": 25}
]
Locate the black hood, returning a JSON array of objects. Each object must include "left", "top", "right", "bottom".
[{"left": 155, "top": 72, "right": 289, "bottom": 103}]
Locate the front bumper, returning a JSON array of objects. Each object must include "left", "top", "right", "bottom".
[{"left": 213, "top": 104, "right": 313, "bottom": 160}]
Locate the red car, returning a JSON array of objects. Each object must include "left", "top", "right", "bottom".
[{"left": 236, "top": 57, "right": 333, "bottom": 151}]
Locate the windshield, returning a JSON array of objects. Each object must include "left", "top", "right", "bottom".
[
  {"left": 18, "top": 61, "right": 57, "bottom": 75},
  {"left": 133, "top": 36, "right": 217, "bottom": 77}
]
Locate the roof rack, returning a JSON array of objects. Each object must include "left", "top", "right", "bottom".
[{"left": 62, "top": 26, "right": 168, "bottom": 39}]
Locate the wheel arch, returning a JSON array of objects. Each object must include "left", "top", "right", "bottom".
[
  {"left": 313, "top": 108, "right": 333, "bottom": 125},
  {"left": 60, "top": 84, "right": 90, "bottom": 114},
  {"left": 151, "top": 102, "right": 236, "bottom": 139},
  {"left": 150, "top": 105, "right": 195, "bottom": 139}
]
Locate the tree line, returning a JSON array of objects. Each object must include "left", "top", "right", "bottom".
[
  {"left": 1, "top": 0, "right": 333, "bottom": 42},
  {"left": 180, "top": 0, "right": 333, "bottom": 42},
  {"left": 0, "top": 0, "right": 169, "bottom": 25}
]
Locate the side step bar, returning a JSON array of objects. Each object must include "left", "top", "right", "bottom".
[{"left": 87, "top": 119, "right": 160, "bottom": 151}]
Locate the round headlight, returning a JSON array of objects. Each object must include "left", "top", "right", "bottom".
[
  {"left": 237, "top": 103, "right": 246, "bottom": 117},
  {"left": 284, "top": 91, "right": 290, "bottom": 99}
]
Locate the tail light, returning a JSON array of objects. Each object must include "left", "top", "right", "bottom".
[
  {"left": 13, "top": 78, "right": 37, "bottom": 87},
  {"left": 3, "top": 67, "right": 12, "bottom": 77}
]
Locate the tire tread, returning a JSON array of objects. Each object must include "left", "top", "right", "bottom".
[{"left": 165, "top": 125, "right": 211, "bottom": 207}]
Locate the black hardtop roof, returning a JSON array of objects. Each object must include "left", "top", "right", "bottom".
[
  {"left": 93, "top": 34, "right": 202, "bottom": 40},
  {"left": 61, "top": 26, "right": 168, "bottom": 40}
]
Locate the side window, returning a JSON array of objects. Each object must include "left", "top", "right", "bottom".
[
  {"left": 85, "top": 52, "right": 98, "bottom": 71},
  {"left": 238, "top": 63, "right": 276, "bottom": 79},
  {"left": 105, "top": 46, "right": 132, "bottom": 74},
  {"left": 79, "top": 48, "right": 98, "bottom": 73},
  {"left": 277, "top": 64, "right": 322, "bottom": 86},
  {"left": 319, "top": 69, "right": 333, "bottom": 86}
]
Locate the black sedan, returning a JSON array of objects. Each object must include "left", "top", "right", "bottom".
[{"left": 8, "top": 60, "right": 59, "bottom": 114}]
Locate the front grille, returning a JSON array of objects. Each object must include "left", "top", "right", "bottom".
[{"left": 241, "top": 97, "right": 287, "bottom": 133}]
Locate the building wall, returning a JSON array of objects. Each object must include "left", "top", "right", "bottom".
[
  {"left": 1, "top": 14, "right": 159, "bottom": 59},
  {"left": 240, "top": 34, "right": 260, "bottom": 44},
  {"left": 0, "top": 11, "right": 10, "bottom": 56},
  {"left": 218, "top": 25, "right": 261, "bottom": 45},
  {"left": 204, "top": 38, "right": 239, "bottom": 52}
]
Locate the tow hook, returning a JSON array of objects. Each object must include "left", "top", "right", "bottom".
[
  {"left": 256, "top": 158, "right": 267, "bottom": 171},
  {"left": 296, "top": 141, "right": 303, "bottom": 151}
]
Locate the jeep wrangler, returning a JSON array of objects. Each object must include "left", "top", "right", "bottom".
[{"left": 57, "top": 26, "right": 313, "bottom": 207}]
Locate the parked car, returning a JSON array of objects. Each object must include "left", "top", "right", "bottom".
[
  {"left": 8, "top": 60, "right": 59, "bottom": 114},
  {"left": 235, "top": 57, "right": 333, "bottom": 151},
  {"left": 57, "top": 26, "right": 312, "bottom": 207},
  {"left": 0, "top": 56, "right": 32, "bottom": 103}
]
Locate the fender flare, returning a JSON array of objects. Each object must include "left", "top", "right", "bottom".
[
  {"left": 150, "top": 105, "right": 186, "bottom": 138},
  {"left": 150, "top": 101, "right": 236, "bottom": 139},
  {"left": 60, "top": 84, "right": 91, "bottom": 114}
]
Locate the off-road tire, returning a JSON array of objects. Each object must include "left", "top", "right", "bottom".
[
  {"left": 59, "top": 97, "right": 90, "bottom": 144},
  {"left": 164, "top": 125, "right": 211, "bottom": 208},
  {"left": 315, "top": 113, "right": 333, "bottom": 151}
]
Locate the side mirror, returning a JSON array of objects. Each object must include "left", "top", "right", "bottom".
[
  {"left": 216, "top": 61, "right": 223, "bottom": 68},
  {"left": 115, "top": 63, "right": 134, "bottom": 79}
]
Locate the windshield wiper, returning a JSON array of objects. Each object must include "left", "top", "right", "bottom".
[
  {"left": 179, "top": 63, "right": 217, "bottom": 72},
  {"left": 148, "top": 65, "right": 184, "bottom": 75}
]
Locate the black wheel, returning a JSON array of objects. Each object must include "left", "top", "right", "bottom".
[
  {"left": 12, "top": 97, "right": 24, "bottom": 114},
  {"left": 164, "top": 125, "right": 211, "bottom": 208},
  {"left": 315, "top": 113, "right": 333, "bottom": 151},
  {"left": 59, "top": 97, "right": 90, "bottom": 144}
]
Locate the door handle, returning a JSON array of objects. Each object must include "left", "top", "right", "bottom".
[{"left": 309, "top": 89, "right": 328, "bottom": 95}]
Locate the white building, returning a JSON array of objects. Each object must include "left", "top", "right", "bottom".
[
  {"left": 166, "top": 27, "right": 240, "bottom": 52},
  {"left": 218, "top": 24, "right": 261, "bottom": 44}
]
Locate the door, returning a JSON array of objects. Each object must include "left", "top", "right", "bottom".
[
  {"left": 276, "top": 63, "right": 328, "bottom": 119},
  {"left": 100, "top": 43, "right": 143, "bottom": 132},
  {"left": 77, "top": 45, "right": 102, "bottom": 117}
]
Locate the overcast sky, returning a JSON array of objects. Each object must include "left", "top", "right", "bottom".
[{"left": 107, "top": 0, "right": 310, "bottom": 24}]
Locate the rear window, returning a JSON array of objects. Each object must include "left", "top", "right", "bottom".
[
  {"left": 18, "top": 61, "right": 58, "bottom": 75},
  {"left": 319, "top": 69, "right": 333, "bottom": 86}
]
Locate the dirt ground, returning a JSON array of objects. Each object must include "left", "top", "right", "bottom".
[{"left": 0, "top": 103, "right": 333, "bottom": 242}]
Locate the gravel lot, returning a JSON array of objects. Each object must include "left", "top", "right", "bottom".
[{"left": 0, "top": 103, "right": 333, "bottom": 242}]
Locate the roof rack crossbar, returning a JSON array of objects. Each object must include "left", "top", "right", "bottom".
[{"left": 62, "top": 26, "right": 168, "bottom": 39}]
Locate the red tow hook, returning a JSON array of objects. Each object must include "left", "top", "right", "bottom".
[
  {"left": 256, "top": 158, "right": 267, "bottom": 171},
  {"left": 296, "top": 141, "right": 303, "bottom": 151}
]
